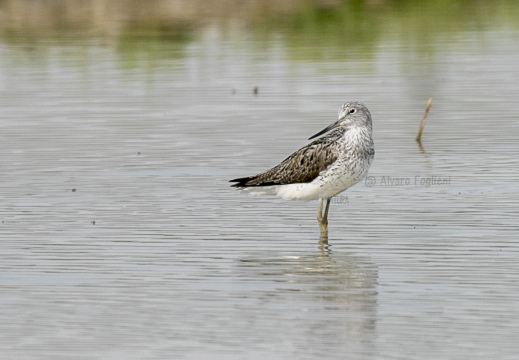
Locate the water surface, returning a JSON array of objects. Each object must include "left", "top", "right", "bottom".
[{"left": 1, "top": 2, "right": 519, "bottom": 359}]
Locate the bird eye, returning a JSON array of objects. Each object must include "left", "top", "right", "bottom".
[{"left": 348, "top": 108, "right": 356, "bottom": 114}]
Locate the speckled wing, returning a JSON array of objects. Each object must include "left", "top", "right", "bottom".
[{"left": 230, "top": 130, "right": 342, "bottom": 187}]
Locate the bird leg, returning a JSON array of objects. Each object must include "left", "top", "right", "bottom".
[
  {"left": 317, "top": 198, "right": 331, "bottom": 241},
  {"left": 323, "top": 198, "right": 331, "bottom": 223},
  {"left": 317, "top": 198, "right": 324, "bottom": 223}
]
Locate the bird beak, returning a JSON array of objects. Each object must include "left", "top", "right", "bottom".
[{"left": 308, "top": 121, "right": 340, "bottom": 140}]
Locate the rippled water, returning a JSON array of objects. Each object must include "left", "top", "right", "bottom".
[{"left": 1, "top": 8, "right": 519, "bottom": 360}]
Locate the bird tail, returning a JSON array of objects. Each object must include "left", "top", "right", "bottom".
[
  {"left": 229, "top": 175, "right": 279, "bottom": 187},
  {"left": 229, "top": 176, "right": 254, "bottom": 188}
]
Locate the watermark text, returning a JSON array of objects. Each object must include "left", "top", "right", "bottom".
[{"left": 365, "top": 175, "right": 451, "bottom": 187}]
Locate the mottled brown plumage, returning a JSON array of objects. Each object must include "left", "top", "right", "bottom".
[{"left": 230, "top": 128, "right": 344, "bottom": 187}]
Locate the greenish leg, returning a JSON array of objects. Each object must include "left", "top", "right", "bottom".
[{"left": 317, "top": 198, "right": 330, "bottom": 242}]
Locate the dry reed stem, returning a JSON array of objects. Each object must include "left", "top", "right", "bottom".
[{"left": 416, "top": 97, "right": 433, "bottom": 142}]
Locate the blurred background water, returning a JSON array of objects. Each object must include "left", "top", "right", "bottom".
[{"left": 0, "top": 0, "right": 518, "bottom": 359}]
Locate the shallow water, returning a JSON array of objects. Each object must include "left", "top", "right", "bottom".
[{"left": 1, "top": 2, "right": 519, "bottom": 359}]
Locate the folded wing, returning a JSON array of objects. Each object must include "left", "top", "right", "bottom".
[{"left": 230, "top": 133, "right": 341, "bottom": 187}]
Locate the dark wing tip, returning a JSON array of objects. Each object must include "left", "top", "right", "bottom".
[
  {"left": 229, "top": 177, "right": 252, "bottom": 187},
  {"left": 230, "top": 176, "right": 281, "bottom": 187}
]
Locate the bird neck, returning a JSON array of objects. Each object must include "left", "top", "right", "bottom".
[{"left": 342, "top": 125, "right": 372, "bottom": 141}]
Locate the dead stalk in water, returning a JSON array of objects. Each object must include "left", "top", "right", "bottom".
[{"left": 416, "top": 97, "right": 433, "bottom": 142}]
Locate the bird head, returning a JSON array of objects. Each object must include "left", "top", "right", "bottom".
[{"left": 309, "top": 102, "right": 372, "bottom": 140}]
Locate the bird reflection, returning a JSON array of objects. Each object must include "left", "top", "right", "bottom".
[{"left": 237, "top": 248, "right": 378, "bottom": 356}]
